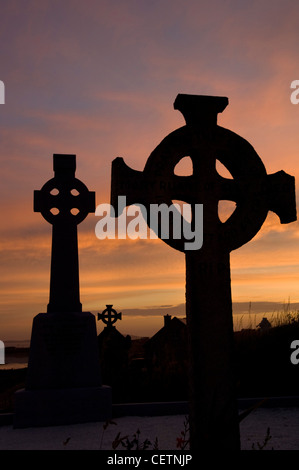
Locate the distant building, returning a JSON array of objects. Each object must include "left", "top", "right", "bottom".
[{"left": 256, "top": 317, "right": 272, "bottom": 330}]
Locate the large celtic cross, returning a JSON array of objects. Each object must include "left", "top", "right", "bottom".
[
  {"left": 111, "top": 94, "right": 297, "bottom": 450},
  {"left": 34, "top": 154, "right": 95, "bottom": 313}
]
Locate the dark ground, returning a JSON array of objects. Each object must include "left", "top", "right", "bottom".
[{"left": 1, "top": 321, "right": 299, "bottom": 412}]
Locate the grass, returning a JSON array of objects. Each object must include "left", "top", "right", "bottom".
[{"left": 234, "top": 302, "right": 299, "bottom": 331}]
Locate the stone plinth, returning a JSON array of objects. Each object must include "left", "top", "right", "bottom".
[
  {"left": 14, "top": 386, "right": 111, "bottom": 428},
  {"left": 14, "top": 311, "right": 112, "bottom": 428}
]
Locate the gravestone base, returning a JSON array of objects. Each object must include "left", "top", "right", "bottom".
[
  {"left": 13, "top": 310, "right": 112, "bottom": 428},
  {"left": 24, "top": 311, "right": 103, "bottom": 389},
  {"left": 13, "top": 385, "right": 112, "bottom": 428}
]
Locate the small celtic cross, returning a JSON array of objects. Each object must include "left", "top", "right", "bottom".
[{"left": 98, "top": 305, "right": 122, "bottom": 328}]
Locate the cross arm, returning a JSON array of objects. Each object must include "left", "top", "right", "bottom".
[
  {"left": 111, "top": 157, "right": 151, "bottom": 215},
  {"left": 217, "top": 170, "right": 297, "bottom": 225},
  {"left": 266, "top": 171, "right": 297, "bottom": 223},
  {"left": 111, "top": 157, "right": 195, "bottom": 215},
  {"left": 77, "top": 189, "right": 96, "bottom": 214},
  {"left": 33, "top": 189, "right": 55, "bottom": 213}
]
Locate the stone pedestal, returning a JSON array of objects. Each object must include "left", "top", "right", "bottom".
[{"left": 14, "top": 311, "right": 112, "bottom": 428}]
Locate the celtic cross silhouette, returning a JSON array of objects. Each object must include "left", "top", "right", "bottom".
[
  {"left": 34, "top": 154, "right": 95, "bottom": 313},
  {"left": 98, "top": 305, "right": 122, "bottom": 328},
  {"left": 111, "top": 94, "right": 297, "bottom": 450}
]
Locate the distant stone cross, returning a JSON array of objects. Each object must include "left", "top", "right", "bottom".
[
  {"left": 98, "top": 305, "right": 122, "bottom": 328},
  {"left": 111, "top": 94, "right": 297, "bottom": 451},
  {"left": 34, "top": 154, "right": 95, "bottom": 313}
]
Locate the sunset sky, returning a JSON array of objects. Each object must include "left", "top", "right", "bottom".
[{"left": 1, "top": 0, "right": 299, "bottom": 341}]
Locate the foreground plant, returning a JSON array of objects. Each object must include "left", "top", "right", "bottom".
[
  {"left": 100, "top": 399, "right": 271, "bottom": 451},
  {"left": 176, "top": 416, "right": 190, "bottom": 449},
  {"left": 251, "top": 427, "right": 272, "bottom": 450},
  {"left": 112, "top": 428, "right": 159, "bottom": 450}
]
